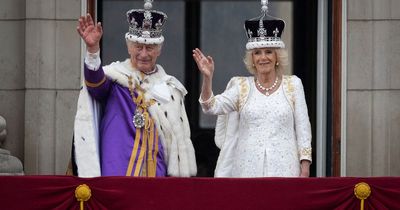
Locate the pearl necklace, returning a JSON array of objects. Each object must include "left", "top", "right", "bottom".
[{"left": 255, "top": 76, "right": 279, "bottom": 96}]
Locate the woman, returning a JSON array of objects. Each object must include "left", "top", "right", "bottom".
[{"left": 193, "top": 10, "right": 312, "bottom": 177}]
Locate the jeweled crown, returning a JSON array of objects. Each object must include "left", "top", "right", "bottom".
[
  {"left": 125, "top": 0, "right": 167, "bottom": 44},
  {"left": 244, "top": 0, "right": 285, "bottom": 50}
]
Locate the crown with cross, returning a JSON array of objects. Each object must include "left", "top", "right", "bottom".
[
  {"left": 125, "top": 0, "right": 167, "bottom": 45},
  {"left": 244, "top": 0, "right": 285, "bottom": 50}
]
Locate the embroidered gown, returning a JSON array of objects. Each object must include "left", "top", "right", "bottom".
[{"left": 200, "top": 76, "right": 312, "bottom": 177}]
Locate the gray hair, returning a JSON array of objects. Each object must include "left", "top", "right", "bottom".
[{"left": 243, "top": 48, "right": 288, "bottom": 74}]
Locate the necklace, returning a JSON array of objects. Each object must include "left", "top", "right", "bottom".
[
  {"left": 255, "top": 76, "right": 279, "bottom": 96},
  {"left": 128, "top": 76, "right": 155, "bottom": 129}
]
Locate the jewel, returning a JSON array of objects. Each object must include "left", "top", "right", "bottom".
[{"left": 133, "top": 109, "right": 145, "bottom": 128}]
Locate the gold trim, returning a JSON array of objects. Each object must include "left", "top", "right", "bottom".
[
  {"left": 300, "top": 147, "right": 312, "bottom": 158},
  {"left": 85, "top": 76, "right": 106, "bottom": 88},
  {"left": 238, "top": 77, "right": 249, "bottom": 111}
]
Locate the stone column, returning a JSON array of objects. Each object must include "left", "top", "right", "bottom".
[{"left": 24, "top": 0, "right": 82, "bottom": 174}]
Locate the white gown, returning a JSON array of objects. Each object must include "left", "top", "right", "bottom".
[
  {"left": 233, "top": 80, "right": 299, "bottom": 177},
  {"left": 200, "top": 75, "right": 312, "bottom": 177}
]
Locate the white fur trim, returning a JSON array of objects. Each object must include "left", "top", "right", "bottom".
[
  {"left": 74, "top": 85, "right": 101, "bottom": 177},
  {"left": 246, "top": 40, "right": 285, "bottom": 50},
  {"left": 125, "top": 33, "right": 164, "bottom": 45}
]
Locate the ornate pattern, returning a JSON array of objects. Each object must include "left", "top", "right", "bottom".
[
  {"left": 232, "top": 80, "right": 300, "bottom": 177},
  {"left": 125, "top": 4, "right": 167, "bottom": 44},
  {"left": 299, "top": 147, "right": 312, "bottom": 159},
  {"left": 200, "top": 76, "right": 312, "bottom": 177},
  {"left": 238, "top": 77, "right": 249, "bottom": 111}
]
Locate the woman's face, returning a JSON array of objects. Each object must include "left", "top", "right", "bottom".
[{"left": 252, "top": 48, "right": 278, "bottom": 74}]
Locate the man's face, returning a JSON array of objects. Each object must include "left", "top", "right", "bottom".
[{"left": 128, "top": 42, "right": 161, "bottom": 73}]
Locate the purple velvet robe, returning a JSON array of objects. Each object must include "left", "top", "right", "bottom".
[{"left": 84, "top": 64, "right": 167, "bottom": 176}]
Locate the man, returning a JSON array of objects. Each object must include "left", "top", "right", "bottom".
[{"left": 69, "top": 0, "right": 196, "bottom": 177}]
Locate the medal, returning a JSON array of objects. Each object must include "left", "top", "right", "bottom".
[
  {"left": 128, "top": 76, "right": 155, "bottom": 129},
  {"left": 133, "top": 109, "right": 145, "bottom": 128}
]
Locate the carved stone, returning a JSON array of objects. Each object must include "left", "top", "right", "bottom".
[
  {"left": 0, "top": 116, "right": 24, "bottom": 175},
  {"left": 0, "top": 116, "right": 6, "bottom": 147}
]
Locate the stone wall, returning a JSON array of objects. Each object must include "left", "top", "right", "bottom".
[{"left": 0, "top": 0, "right": 26, "bottom": 165}]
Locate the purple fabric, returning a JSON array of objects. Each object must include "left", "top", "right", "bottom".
[{"left": 84, "top": 64, "right": 167, "bottom": 177}]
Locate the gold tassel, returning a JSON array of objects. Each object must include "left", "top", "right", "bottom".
[
  {"left": 147, "top": 119, "right": 157, "bottom": 177},
  {"left": 127, "top": 76, "right": 157, "bottom": 177},
  {"left": 354, "top": 182, "right": 371, "bottom": 210},
  {"left": 75, "top": 184, "right": 91, "bottom": 210}
]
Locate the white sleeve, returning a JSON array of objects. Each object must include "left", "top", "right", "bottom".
[
  {"left": 84, "top": 50, "right": 101, "bottom": 71},
  {"left": 293, "top": 76, "right": 312, "bottom": 162},
  {"left": 198, "top": 77, "right": 241, "bottom": 115}
]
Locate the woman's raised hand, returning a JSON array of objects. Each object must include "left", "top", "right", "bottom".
[
  {"left": 192, "top": 48, "right": 214, "bottom": 79},
  {"left": 77, "top": 14, "right": 103, "bottom": 53}
]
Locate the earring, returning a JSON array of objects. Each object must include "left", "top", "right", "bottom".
[
  {"left": 252, "top": 63, "right": 255, "bottom": 67},
  {"left": 275, "top": 62, "right": 280, "bottom": 66}
]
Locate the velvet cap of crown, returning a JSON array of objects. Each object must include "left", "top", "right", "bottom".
[
  {"left": 125, "top": 0, "right": 167, "bottom": 45},
  {"left": 244, "top": 19, "right": 285, "bottom": 50},
  {"left": 244, "top": 0, "right": 285, "bottom": 50}
]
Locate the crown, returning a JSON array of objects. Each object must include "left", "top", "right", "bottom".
[
  {"left": 125, "top": 0, "right": 167, "bottom": 45},
  {"left": 244, "top": 0, "right": 285, "bottom": 50}
]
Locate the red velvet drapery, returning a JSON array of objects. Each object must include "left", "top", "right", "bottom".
[{"left": 0, "top": 176, "right": 399, "bottom": 210}]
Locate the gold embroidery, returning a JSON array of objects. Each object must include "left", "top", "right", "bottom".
[
  {"left": 287, "top": 76, "right": 295, "bottom": 106},
  {"left": 283, "top": 76, "right": 295, "bottom": 109},
  {"left": 299, "top": 147, "right": 312, "bottom": 158},
  {"left": 238, "top": 77, "right": 249, "bottom": 111}
]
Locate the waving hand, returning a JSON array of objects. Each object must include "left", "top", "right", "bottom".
[
  {"left": 76, "top": 14, "right": 103, "bottom": 53},
  {"left": 192, "top": 48, "right": 215, "bottom": 101},
  {"left": 192, "top": 48, "right": 214, "bottom": 79}
]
